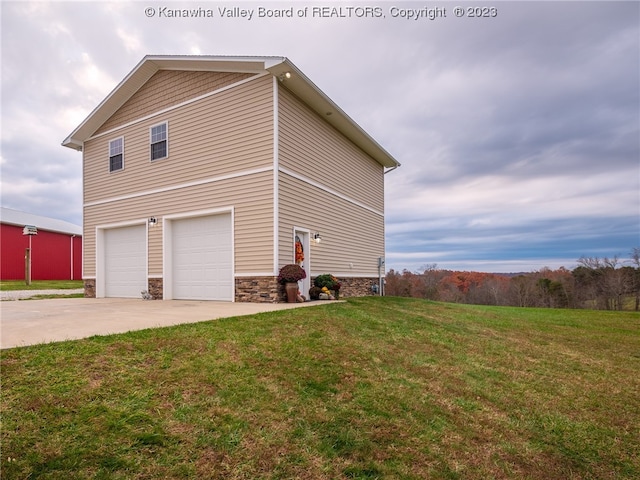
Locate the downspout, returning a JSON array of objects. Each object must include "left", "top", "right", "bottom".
[{"left": 381, "top": 164, "right": 398, "bottom": 294}]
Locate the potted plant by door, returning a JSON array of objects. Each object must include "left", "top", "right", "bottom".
[
  {"left": 277, "top": 264, "right": 307, "bottom": 303},
  {"left": 314, "top": 274, "right": 341, "bottom": 299}
]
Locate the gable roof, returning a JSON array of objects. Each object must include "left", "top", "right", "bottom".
[
  {"left": 1, "top": 207, "right": 82, "bottom": 235},
  {"left": 62, "top": 55, "right": 400, "bottom": 169}
]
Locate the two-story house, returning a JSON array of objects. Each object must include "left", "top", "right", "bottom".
[{"left": 62, "top": 55, "right": 399, "bottom": 302}]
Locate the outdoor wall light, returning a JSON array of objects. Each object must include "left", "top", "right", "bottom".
[
  {"left": 149, "top": 217, "right": 157, "bottom": 226},
  {"left": 278, "top": 72, "right": 291, "bottom": 81},
  {"left": 313, "top": 232, "right": 322, "bottom": 244}
]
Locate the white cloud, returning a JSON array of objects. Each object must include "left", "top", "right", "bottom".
[
  {"left": 71, "top": 53, "right": 117, "bottom": 98},
  {"left": 116, "top": 28, "right": 142, "bottom": 54}
]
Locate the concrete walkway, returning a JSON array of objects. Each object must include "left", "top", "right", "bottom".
[{"left": 0, "top": 297, "right": 322, "bottom": 349}]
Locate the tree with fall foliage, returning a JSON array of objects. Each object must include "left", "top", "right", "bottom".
[{"left": 385, "top": 249, "right": 639, "bottom": 310}]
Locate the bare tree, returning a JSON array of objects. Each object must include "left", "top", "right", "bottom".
[
  {"left": 575, "top": 255, "right": 628, "bottom": 310},
  {"left": 416, "top": 264, "right": 441, "bottom": 300}
]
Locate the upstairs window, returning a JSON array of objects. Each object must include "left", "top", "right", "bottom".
[
  {"left": 150, "top": 122, "right": 168, "bottom": 161},
  {"left": 109, "top": 137, "right": 124, "bottom": 172}
]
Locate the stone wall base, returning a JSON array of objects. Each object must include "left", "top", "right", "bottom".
[
  {"left": 83, "top": 276, "right": 380, "bottom": 302},
  {"left": 83, "top": 279, "right": 96, "bottom": 298},
  {"left": 83, "top": 278, "right": 163, "bottom": 299},
  {"left": 235, "top": 276, "right": 281, "bottom": 303},
  {"left": 323, "top": 277, "right": 380, "bottom": 298},
  {"left": 236, "top": 276, "right": 381, "bottom": 303},
  {"left": 148, "top": 278, "right": 163, "bottom": 300}
]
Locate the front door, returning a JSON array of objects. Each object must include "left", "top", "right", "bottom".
[{"left": 294, "top": 230, "right": 311, "bottom": 299}]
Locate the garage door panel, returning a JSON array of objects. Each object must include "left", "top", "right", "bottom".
[
  {"left": 172, "top": 214, "right": 232, "bottom": 301},
  {"left": 104, "top": 225, "right": 146, "bottom": 298}
]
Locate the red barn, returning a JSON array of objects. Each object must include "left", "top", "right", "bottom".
[{"left": 1, "top": 207, "right": 82, "bottom": 281}]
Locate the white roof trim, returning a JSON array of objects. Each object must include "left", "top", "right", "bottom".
[
  {"left": 62, "top": 55, "right": 400, "bottom": 169},
  {"left": 1, "top": 207, "right": 82, "bottom": 235}
]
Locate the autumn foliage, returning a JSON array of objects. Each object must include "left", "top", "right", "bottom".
[{"left": 385, "top": 250, "right": 640, "bottom": 310}]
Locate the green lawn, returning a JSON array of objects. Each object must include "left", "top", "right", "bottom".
[
  {"left": 1, "top": 297, "right": 638, "bottom": 479},
  {"left": 0, "top": 280, "right": 84, "bottom": 291}
]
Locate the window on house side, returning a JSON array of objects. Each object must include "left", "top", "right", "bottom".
[
  {"left": 150, "top": 122, "right": 168, "bottom": 161},
  {"left": 109, "top": 137, "right": 124, "bottom": 172}
]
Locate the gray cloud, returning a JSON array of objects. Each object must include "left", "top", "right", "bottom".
[{"left": 1, "top": 1, "right": 638, "bottom": 272}]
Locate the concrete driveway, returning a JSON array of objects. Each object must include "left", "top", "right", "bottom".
[{"left": 1, "top": 297, "right": 321, "bottom": 349}]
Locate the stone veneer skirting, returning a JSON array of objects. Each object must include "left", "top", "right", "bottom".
[
  {"left": 236, "top": 275, "right": 382, "bottom": 302},
  {"left": 83, "top": 278, "right": 163, "bottom": 299},
  {"left": 83, "top": 276, "right": 382, "bottom": 302},
  {"left": 148, "top": 278, "right": 164, "bottom": 300},
  {"left": 333, "top": 277, "right": 381, "bottom": 298},
  {"left": 235, "top": 276, "right": 281, "bottom": 303},
  {"left": 83, "top": 279, "right": 96, "bottom": 298}
]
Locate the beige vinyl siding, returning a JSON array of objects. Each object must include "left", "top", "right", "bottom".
[
  {"left": 278, "top": 173, "right": 384, "bottom": 277},
  {"left": 278, "top": 86, "right": 384, "bottom": 212},
  {"left": 84, "top": 75, "right": 274, "bottom": 205},
  {"left": 83, "top": 170, "right": 273, "bottom": 277},
  {"left": 81, "top": 223, "right": 97, "bottom": 278},
  {"left": 95, "top": 71, "right": 253, "bottom": 135}
]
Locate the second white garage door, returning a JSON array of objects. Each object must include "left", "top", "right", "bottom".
[{"left": 172, "top": 214, "right": 233, "bottom": 301}]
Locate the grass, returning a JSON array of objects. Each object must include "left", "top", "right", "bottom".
[
  {"left": 18, "top": 293, "right": 85, "bottom": 300},
  {"left": 1, "top": 297, "right": 638, "bottom": 479},
  {"left": 0, "top": 280, "right": 84, "bottom": 291}
]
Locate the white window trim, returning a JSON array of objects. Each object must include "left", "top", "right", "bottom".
[
  {"left": 150, "top": 121, "right": 169, "bottom": 162},
  {"left": 108, "top": 136, "right": 125, "bottom": 173}
]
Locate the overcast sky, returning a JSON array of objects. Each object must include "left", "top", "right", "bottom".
[{"left": 1, "top": 1, "right": 638, "bottom": 273}]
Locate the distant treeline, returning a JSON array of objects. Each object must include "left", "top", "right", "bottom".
[{"left": 385, "top": 249, "right": 640, "bottom": 311}]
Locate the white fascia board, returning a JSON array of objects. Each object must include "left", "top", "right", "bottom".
[
  {"left": 147, "top": 55, "right": 286, "bottom": 73},
  {"left": 63, "top": 139, "right": 83, "bottom": 151}
]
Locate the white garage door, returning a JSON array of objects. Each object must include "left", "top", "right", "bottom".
[
  {"left": 172, "top": 214, "right": 233, "bottom": 301},
  {"left": 104, "top": 224, "right": 146, "bottom": 298}
]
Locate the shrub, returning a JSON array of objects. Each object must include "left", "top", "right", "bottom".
[
  {"left": 314, "top": 274, "right": 341, "bottom": 291},
  {"left": 277, "top": 264, "right": 306, "bottom": 284}
]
